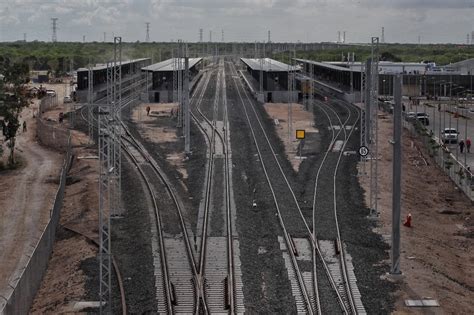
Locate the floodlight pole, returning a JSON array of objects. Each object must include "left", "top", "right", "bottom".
[
  {"left": 391, "top": 74, "right": 402, "bottom": 275},
  {"left": 184, "top": 46, "right": 191, "bottom": 154}
]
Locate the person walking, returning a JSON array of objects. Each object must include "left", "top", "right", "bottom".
[
  {"left": 22, "top": 121, "right": 27, "bottom": 133},
  {"left": 459, "top": 139, "right": 465, "bottom": 154},
  {"left": 146, "top": 106, "right": 151, "bottom": 116},
  {"left": 466, "top": 138, "right": 471, "bottom": 153}
]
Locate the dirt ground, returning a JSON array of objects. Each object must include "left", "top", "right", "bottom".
[
  {"left": 132, "top": 103, "right": 188, "bottom": 179},
  {"left": 0, "top": 101, "right": 63, "bottom": 302},
  {"left": 263, "top": 103, "right": 317, "bottom": 171},
  {"left": 30, "top": 142, "right": 99, "bottom": 313},
  {"left": 358, "top": 113, "right": 473, "bottom": 314}
]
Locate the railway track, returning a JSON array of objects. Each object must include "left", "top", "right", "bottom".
[
  {"left": 78, "top": 76, "right": 205, "bottom": 313},
  {"left": 190, "top": 59, "right": 243, "bottom": 314},
  {"left": 229, "top": 61, "right": 364, "bottom": 314},
  {"left": 310, "top": 97, "right": 365, "bottom": 314},
  {"left": 121, "top": 129, "right": 202, "bottom": 314}
]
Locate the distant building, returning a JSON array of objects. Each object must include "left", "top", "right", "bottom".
[
  {"left": 141, "top": 58, "right": 203, "bottom": 103},
  {"left": 240, "top": 58, "right": 300, "bottom": 102},
  {"left": 295, "top": 58, "right": 474, "bottom": 100},
  {"left": 449, "top": 58, "right": 474, "bottom": 75},
  {"left": 30, "top": 71, "right": 50, "bottom": 83},
  {"left": 76, "top": 58, "right": 151, "bottom": 102}
]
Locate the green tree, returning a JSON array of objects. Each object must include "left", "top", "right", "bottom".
[
  {"left": 0, "top": 61, "right": 30, "bottom": 165},
  {"left": 380, "top": 51, "right": 402, "bottom": 62}
]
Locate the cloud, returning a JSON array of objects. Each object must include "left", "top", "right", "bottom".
[
  {"left": 357, "top": 0, "right": 473, "bottom": 9},
  {"left": 0, "top": 0, "right": 472, "bottom": 42}
]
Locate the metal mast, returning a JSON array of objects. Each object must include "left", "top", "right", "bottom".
[
  {"left": 259, "top": 43, "right": 264, "bottom": 96},
  {"left": 369, "top": 37, "right": 379, "bottom": 217},
  {"left": 99, "top": 37, "right": 122, "bottom": 314},
  {"left": 309, "top": 61, "right": 314, "bottom": 110},
  {"left": 145, "top": 22, "right": 150, "bottom": 42},
  {"left": 51, "top": 18, "right": 58, "bottom": 42},
  {"left": 172, "top": 49, "right": 177, "bottom": 104},
  {"left": 177, "top": 41, "right": 183, "bottom": 128},
  {"left": 112, "top": 37, "right": 123, "bottom": 218},
  {"left": 87, "top": 64, "right": 93, "bottom": 141},
  {"left": 359, "top": 60, "right": 366, "bottom": 170},
  {"left": 184, "top": 45, "right": 191, "bottom": 154},
  {"left": 391, "top": 74, "right": 403, "bottom": 275},
  {"left": 287, "top": 49, "right": 293, "bottom": 141}
]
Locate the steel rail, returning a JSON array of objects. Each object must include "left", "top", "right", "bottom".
[
  {"left": 229, "top": 62, "right": 314, "bottom": 314},
  {"left": 312, "top": 96, "right": 361, "bottom": 314},
  {"left": 120, "top": 137, "right": 174, "bottom": 313},
  {"left": 330, "top": 99, "right": 361, "bottom": 314}
]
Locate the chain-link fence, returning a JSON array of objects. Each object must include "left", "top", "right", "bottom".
[
  {"left": 36, "top": 96, "right": 70, "bottom": 152},
  {"left": 376, "top": 100, "right": 473, "bottom": 200},
  {"left": 403, "top": 118, "right": 474, "bottom": 201},
  {"left": 0, "top": 117, "right": 72, "bottom": 315},
  {"left": 38, "top": 95, "right": 58, "bottom": 117}
]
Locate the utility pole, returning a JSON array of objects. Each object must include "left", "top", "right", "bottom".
[
  {"left": 184, "top": 47, "right": 190, "bottom": 154},
  {"left": 391, "top": 74, "right": 403, "bottom": 275},
  {"left": 51, "top": 18, "right": 58, "bottom": 42},
  {"left": 349, "top": 52, "right": 354, "bottom": 95},
  {"left": 369, "top": 37, "right": 380, "bottom": 218},
  {"left": 83, "top": 35, "right": 86, "bottom": 43},
  {"left": 146, "top": 22, "right": 150, "bottom": 42},
  {"left": 337, "top": 31, "right": 341, "bottom": 43},
  {"left": 221, "top": 29, "right": 224, "bottom": 42},
  {"left": 343, "top": 31, "right": 346, "bottom": 43},
  {"left": 99, "top": 36, "right": 122, "bottom": 314},
  {"left": 381, "top": 27, "right": 385, "bottom": 44},
  {"left": 268, "top": 30, "right": 271, "bottom": 43},
  {"left": 23, "top": 33, "right": 26, "bottom": 42},
  {"left": 199, "top": 28, "right": 203, "bottom": 42}
]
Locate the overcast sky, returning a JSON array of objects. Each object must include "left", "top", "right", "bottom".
[{"left": 0, "top": 0, "right": 473, "bottom": 43}]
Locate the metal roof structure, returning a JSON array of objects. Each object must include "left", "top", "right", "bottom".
[
  {"left": 77, "top": 58, "right": 150, "bottom": 72},
  {"left": 142, "top": 58, "right": 202, "bottom": 72},
  {"left": 241, "top": 58, "right": 299, "bottom": 72},
  {"left": 295, "top": 58, "right": 360, "bottom": 73}
]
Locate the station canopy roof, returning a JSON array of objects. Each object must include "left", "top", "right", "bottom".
[
  {"left": 241, "top": 58, "right": 299, "bottom": 72},
  {"left": 77, "top": 58, "right": 150, "bottom": 72},
  {"left": 142, "top": 58, "right": 202, "bottom": 72},
  {"left": 294, "top": 58, "right": 360, "bottom": 73}
]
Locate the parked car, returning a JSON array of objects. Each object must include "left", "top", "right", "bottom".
[
  {"left": 442, "top": 128, "right": 459, "bottom": 144},
  {"left": 405, "top": 112, "right": 416, "bottom": 120},
  {"left": 46, "top": 89, "right": 56, "bottom": 97},
  {"left": 63, "top": 95, "right": 72, "bottom": 103},
  {"left": 416, "top": 112, "right": 429, "bottom": 125}
]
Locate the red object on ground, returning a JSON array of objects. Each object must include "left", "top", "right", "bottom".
[{"left": 404, "top": 213, "right": 412, "bottom": 227}]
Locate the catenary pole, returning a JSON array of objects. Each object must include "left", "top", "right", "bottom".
[{"left": 391, "top": 74, "right": 402, "bottom": 275}]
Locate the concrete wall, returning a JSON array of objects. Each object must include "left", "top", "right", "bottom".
[{"left": 0, "top": 129, "right": 72, "bottom": 314}]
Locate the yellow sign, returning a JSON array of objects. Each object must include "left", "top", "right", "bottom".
[{"left": 296, "top": 130, "right": 305, "bottom": 140}]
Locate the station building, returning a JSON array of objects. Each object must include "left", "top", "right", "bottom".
[
  {"left": 141, "top": 58, "right": 203, "bottom": 103},
  {"left": 240, "top": 58, "right": 300, "bottom": 103},
  {"left": 295, "top": 58, "right": 474, "bottom": 102},
  {"left": 76, "top": 58, "right": 151, "bottom": 102}
]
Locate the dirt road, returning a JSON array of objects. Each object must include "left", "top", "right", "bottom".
[
  {"left": 358, "top": 113, "right": 474, "bottom": 314},
  {"left": 0, "top": 104, "right": 62, "bottom": 303}
]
